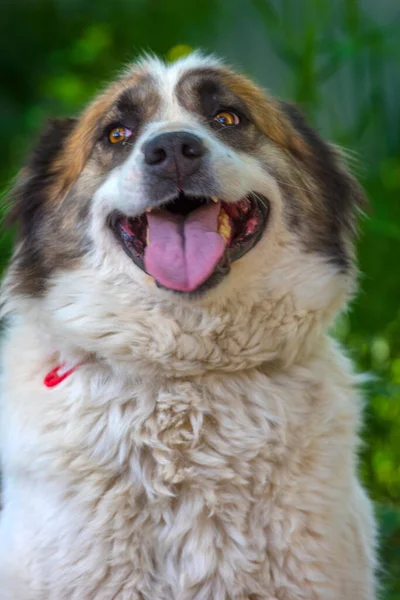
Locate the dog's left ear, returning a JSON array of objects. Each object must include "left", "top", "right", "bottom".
[
  {"left": 7, "top": 118, "right": 78, "bottom": 240},
  {"left": 280, "top": 100, "right": 368, "bottom": 234}
]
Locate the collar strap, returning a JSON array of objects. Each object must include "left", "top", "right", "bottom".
[{"left": 44, "top": 363, "right": 82, "bottom": 388}]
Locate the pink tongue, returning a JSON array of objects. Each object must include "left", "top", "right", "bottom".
[{"left": 144, "top": 201, "right": 225, "bottom": 292}]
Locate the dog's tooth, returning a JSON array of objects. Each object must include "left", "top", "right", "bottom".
[
  {"left": 211, "top": 196, "right": 219, "bottom": 203},
  {"left": 146, "top": 208, "right": 152, "bottom": 213},
  {"left": 217, "top": 208, "right": 232, "bottom": 243},
  {"left": 146, "top": 228, "right": 150, "bottom": 245}
]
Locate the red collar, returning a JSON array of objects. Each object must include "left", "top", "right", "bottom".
[{"left": 44, "top": 362, "right": 82, "bottom": 388}]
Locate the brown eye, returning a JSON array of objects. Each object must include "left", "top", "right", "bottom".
[
  {"left": 214, "top": 111, "right": 240, "bottom": 127},
  {"left": 108, "top": 126, "right": 132, "bottom": 144}
]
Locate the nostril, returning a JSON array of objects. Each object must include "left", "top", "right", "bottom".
[
  {"left": 146, "top": 146, "right": 167, "bottom": 166},
  {"left": 182, "top": 143, "right": 203, "bottom": 159}
]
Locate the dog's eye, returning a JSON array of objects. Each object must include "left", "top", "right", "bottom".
[
  {"left": 108, "top": 127, "right": 132, "bottom": 144},
  {"left": 214, "top": 111, "right": 240, "bottom": 127}
]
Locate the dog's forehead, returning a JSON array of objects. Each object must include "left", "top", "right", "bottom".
[
  {"left": 134, "top": 52, "right": 222, "bottom": 95},
  {"left": 121, "top": 53, "right": 225, "bottom": 120}
]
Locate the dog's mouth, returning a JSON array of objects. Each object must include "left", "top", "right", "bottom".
[{"left": 109, "top": 192, "right": 269, "bottom": 293}]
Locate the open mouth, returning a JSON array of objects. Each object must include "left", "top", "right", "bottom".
[{"left": 109, "top": 192, "right": 269, "bottom": 293}]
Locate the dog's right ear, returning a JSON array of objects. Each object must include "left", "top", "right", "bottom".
[{"left": 7, "top": 118, "right": 77, "bottom": 239}]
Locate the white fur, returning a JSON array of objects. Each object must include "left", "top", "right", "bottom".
[{"left": 0, "top": 54, "right": 377, "bottom": 599}]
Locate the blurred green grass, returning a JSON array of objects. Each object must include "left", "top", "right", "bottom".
[{"left": 0, "top": 0, "right": 399, "bottom": 596}]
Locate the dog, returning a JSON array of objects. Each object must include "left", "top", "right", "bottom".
[{"left": 0, "top": 52, "right": 377, "bottom": 599}]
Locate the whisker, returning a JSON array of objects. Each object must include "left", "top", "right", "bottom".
[
  {"left": 273, "top": 179, "right": 312, "bottom": 194},
  {"left": 252, "top": 192, "right": 269, "bottom": 212}
]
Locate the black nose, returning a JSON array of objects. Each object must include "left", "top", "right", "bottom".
[{"left": 143, "top": 132, "right": 206, "bottom": 180}]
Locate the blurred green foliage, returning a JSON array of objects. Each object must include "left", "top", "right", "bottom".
[{"left": 0, "top": 0, "right": 399, "bottom": 596}]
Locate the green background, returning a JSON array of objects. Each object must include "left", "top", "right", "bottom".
[{"left": 1, "top": 0, "right": 399, "bottom": 596}]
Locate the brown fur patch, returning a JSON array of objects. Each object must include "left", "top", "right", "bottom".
[
  {"left": 218, "top": 68, "right": 307, "bottom": 157},
  {"left": 49, "top": 67, "right": 154, "bottom": 201}
]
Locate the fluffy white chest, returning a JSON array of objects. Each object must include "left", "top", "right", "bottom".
[{"left": 0, "top": 329, "right": 374, "bottom": 600}]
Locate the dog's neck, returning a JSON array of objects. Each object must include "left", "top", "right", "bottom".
[
  {"left": 11, "top": 292, "right": 336, "bottom": 382},
  {"left": 1, "top": 248, "right": 349, "bottom": 380}
]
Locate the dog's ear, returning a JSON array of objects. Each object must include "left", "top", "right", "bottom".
[
  {"left": 280, "top": 101, "right": 367, "bottom": 216},
  {"left": 7, "top": 118, "right": 78, "bottom": 240},
  {"left": 281, "top": 101, "right": 367, "bottom": 244},
  {"left": 3, "top": 118, "right": 86, "bottom": 298},
  {"left": 276, "top": 101, "right": 368, "bottom": 270}
]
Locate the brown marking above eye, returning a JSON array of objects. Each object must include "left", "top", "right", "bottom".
[
  {"left": 177, "top": 66, "right": 305, "bottom": 155},
  {"left": 175, "top": 70, "right": 249, "bottom": 122},
  {"left": 217, "top": 68, "right": 308, "bottom": 155},
  {"left": 46, "top": 71, "right": 158, "bottom": 201}
]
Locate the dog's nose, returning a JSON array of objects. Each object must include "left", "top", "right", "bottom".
[{"left": 143, "top": 132, "right": 206, "bottom": 179}]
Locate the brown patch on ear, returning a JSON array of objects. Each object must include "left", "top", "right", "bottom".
[{"left": 219, "top": 69, "right": 307, "bottom": 156}]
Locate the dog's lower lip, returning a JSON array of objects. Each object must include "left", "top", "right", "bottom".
[{"left": 108, "top": 193, "right": 270, "bottom": 292}]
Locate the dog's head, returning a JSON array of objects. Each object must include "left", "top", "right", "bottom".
[{"left": 3, "top": 53, "right": 365, "bottom": 373}]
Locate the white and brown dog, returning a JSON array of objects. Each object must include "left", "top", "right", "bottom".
[{"left": 0, "top": 53, "right": 377, "bottom": 599}]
